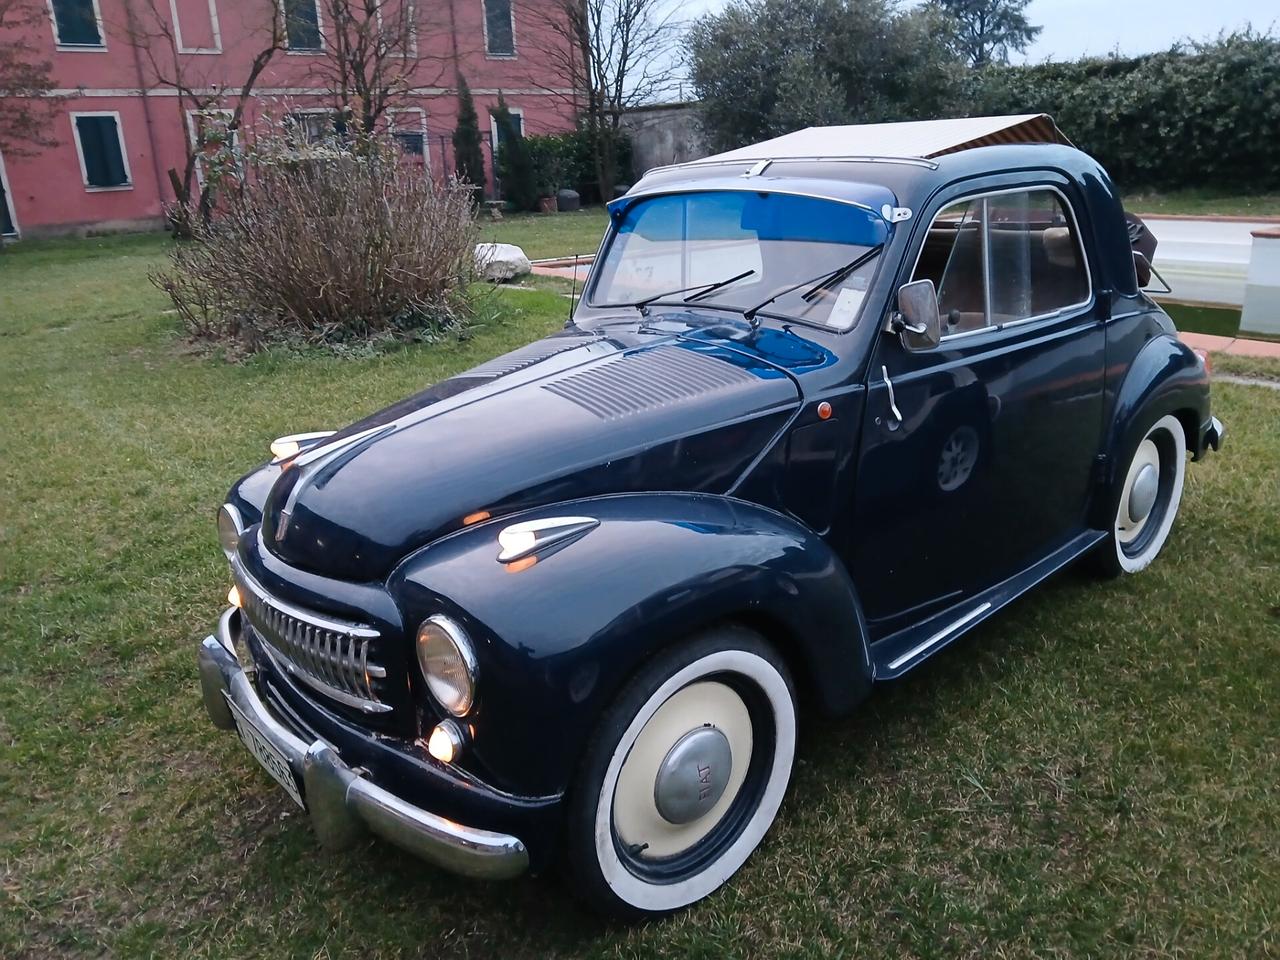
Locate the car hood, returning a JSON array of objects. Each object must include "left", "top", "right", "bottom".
[{"left": 259, "top": 316, "right": 827, "bottom": 582}]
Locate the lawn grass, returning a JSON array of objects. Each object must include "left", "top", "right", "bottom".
[
  {"left": 477, "top": 207, "right": 611, "bottom": 260},
  {"left": 3, "top": 235, "right": 1278, "bottom": 959},
  {"left": 1125, "top": 189, "right": 1280, "bottom": 218},
  {"left": 1161, "top": 302, "right": 1243, "bottom": 338}
]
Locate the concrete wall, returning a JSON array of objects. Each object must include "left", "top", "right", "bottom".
[{"left": 620, "top": 103, "right": 709, "bottom": 180}]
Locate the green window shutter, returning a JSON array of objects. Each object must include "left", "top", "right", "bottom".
[
  {"left": 1, "top": 181, "right": 14, "bottom": 236},
  {"left": 52, "top": 0, "right": 102, "bottom": 45},
  {"left": 284, "top": 0, "right": 322, "bottom": 50},
  {"left": 75, "top": 116, "right": 129, "bottom": 187},
  {"left": 484, "top": 0, "right": 514, "bottom": 55}
]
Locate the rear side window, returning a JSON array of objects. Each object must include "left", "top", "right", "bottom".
[{"left": 912, "top": 188, "right": 1091, "bottom": 337}]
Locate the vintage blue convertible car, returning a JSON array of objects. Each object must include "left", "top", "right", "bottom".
[{"left": 198, "top": 115, "right": 1223, "bottom": 917}]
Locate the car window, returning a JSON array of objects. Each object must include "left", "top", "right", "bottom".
[
  {"left": 911, "top": 188, "right": 1090, "bottom": 337},
  {"left": 988, "top": 191, "right": 1090, "bottom": 321},
  {"left": 591, "top": 191, "right": 888, "bottom": 330}
]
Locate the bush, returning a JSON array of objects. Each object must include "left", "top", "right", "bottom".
[
  {"left": 521, "top": 129, "right": 634, "bottom": 204},
  {"left": 970, "top": 30, "right": 1280, "bottom": 191},
  {"left": 154, "top": 123, "right": 479, "bottom": 354}
]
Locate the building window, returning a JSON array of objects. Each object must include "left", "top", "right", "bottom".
[
  {"left": 0, "top": 152, "right": 16, "bottom": 237},
  {"left": 483, "top": 0, "right": 514, "bottom": 56},
  {"left": 488, "top": 105, "right": 523, "bottom": 156},
  {"left": 283, "top": 0, "right": 322, "bottom": 50},
  {"left": 71, "top": 114, "right": 132, "bottom": 190},
  {"left": 388, "top": 109, "right": 427, "bottom": 161},
  {"left": 288, "top": 111, "right": 347, "bottom": 144},
  {"left": 393, "top": 131, "right": 425, "bottom": 156},
  {"left": 50, "top": 0, "right": 104, "bottom": 47}
]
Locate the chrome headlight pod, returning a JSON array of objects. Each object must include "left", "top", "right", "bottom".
[
  {"left": 496, "top": 516, "right": 599, "bottom": 563},
  {"left": 416, "top": 615, "right": 477, "bottom": 717},
  {"left": 269, "top": 430, "right": 336, "bottom": 463},
  {"left": 217, "top": 503, "right": 244, "bottom": 560}
]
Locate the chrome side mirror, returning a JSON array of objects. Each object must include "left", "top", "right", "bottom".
[{"left": 892, "top": 279, "right": 942, "bottom": 350}]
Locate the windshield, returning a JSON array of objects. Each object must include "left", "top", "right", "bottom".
[{"left": 590, "top": 191, "right": 890, "bottom": 331}]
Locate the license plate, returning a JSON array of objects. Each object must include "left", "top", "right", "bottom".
[{"left": 225, "top": 693, "right": 305, "bottom": 810}]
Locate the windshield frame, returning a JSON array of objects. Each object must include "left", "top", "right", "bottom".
[{"left": 585, "top": 189, "right": 892, "bottom": 334}]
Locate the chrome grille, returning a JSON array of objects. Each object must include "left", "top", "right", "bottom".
[{"left": 232, "top": 562, "right": 391, "bottom": 714}]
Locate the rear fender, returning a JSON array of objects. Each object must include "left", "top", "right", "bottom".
[
  {"left": 388, "top": 493, "right": 872, "bottom": 797},
  {"left": 1095, "top": 333, "right": 1209, "bottom": 524}
]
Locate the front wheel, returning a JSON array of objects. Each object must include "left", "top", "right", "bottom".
[
  {"left": 566, "top": 626, "right": 797, "bottom": 918},
  {"left": 1097, "top": 413, "right": 1187, "bottom": 576}
]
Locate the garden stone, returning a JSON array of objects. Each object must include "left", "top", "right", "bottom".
[{"left": 475, "top": 242, "right": 531, "bottom": 282}]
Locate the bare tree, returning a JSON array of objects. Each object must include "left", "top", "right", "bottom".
[
  {"left": 528, "top": 0, "right": 682, "bottom": 201},
  {"left": 121, "top": 0, "right": 285, "bottom": 232},
  {"left": 0, "top": 0, "right": 66, "bottom": 157},
  {"left": 304, "top": 0, "right": 452, "bottom": 139}
]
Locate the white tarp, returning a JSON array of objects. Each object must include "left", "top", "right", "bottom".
[{"left": 687, "top": 115, "right": 1072, "bottom": 166}]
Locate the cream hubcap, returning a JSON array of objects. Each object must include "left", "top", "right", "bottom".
[
  {"left": 1117, "top": 438, "right": 1160, "bottom": 544},
  {"left": 612, "top": 681, "right": 753, "bottom": 859}
]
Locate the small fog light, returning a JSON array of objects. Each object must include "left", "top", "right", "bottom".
[
  {"left": 427, "top": 720, "right": 465, "bottom": 764},
  {"left": 227, "top": 584, "right": 242, "bottom": 608}
]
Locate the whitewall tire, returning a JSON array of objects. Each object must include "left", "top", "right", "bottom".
[
  {"left": 566, "top": 627, "right": 797, "bottom": 918},
  {"left": 1100, "top": 413, "right": 1186, "bottom": 576}
]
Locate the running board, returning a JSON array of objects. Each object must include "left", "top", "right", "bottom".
[{"left": 870, "top": 529, "right": 1107, "bottom": 680}]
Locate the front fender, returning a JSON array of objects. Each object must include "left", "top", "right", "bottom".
[{"left": 388, "top": 493, "right": 872, "bottom": 797}]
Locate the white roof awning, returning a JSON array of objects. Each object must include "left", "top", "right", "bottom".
[{"left": 685, "top": 114, "right": 1072, "bottom": 167}]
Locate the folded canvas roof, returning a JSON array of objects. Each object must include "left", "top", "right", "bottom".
[{"left": 685, "top": 114, "right": 1072, "bottom": 167}]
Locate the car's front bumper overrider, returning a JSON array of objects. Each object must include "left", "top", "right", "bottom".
[
  {"left": 1195, "top": 415, "right": 1226, "bottom": 460},
  {"left": 197, "top": 607, "right": 530, "bottom": 880}
]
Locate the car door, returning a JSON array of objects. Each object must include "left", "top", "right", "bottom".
[{"left": 847, "top": 178, "right": 1105, "bottom": 640}]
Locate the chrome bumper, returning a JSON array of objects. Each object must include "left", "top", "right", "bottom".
[{"left": 197, "top": 607, "right": 529, "bottom": 880}]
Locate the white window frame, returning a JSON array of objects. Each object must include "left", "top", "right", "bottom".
[
  {"left": 186, "top": 108, "right": 238, "bottom": 187},
  {"left": 46, "top": 0, "right": 107, "bottom": 51},
  {"left": 481, "top": 0, "right": 516, "bottom": 59},
  {"left": 0, "top": 149, "right": 19, "bottom": 239},
  {"left": 168, "top": 0, "right": 223, "bottom": 54},
  {"left": 280, "top": 0, "right": 326, "bottom": 54},
  {"left": 286, "top": 106, "right": 347, "bottom": 143},
  {"left": 375, "top": 0, "right": 417, "bottom": 58},
  {"left": 386, "top": 107, "right": 429, "bottom": 163},
  {"left": 907, "top": 183, "right": 1094, "bottom": 343},
  {"left": 70, "top": 111, "right": 134, "bottom": 192},
  {"left": 488, "top": 103, "right": 524, "bottom": 155}
]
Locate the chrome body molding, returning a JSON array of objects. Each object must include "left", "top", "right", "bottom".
[
  {"left": 886, "top": 602, "right": 994, "bottom": 671},
  {"left": 198, "top": 607, "right": 530, "bottom": 880}
]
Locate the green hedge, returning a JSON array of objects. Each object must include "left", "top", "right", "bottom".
[
  {"left": 971, "top": 31, "right": 1280, "bottom": 191},
  {"left": 523, "top": 130, "right": 634, "bottom": 205}
]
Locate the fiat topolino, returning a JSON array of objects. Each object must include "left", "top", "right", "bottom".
[{"left": 197, "top": 115, "right": 1223, "bottom": 917}]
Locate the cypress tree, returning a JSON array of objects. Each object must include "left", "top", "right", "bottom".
[{"left": 452, "top": 76, "right": 486, "bottom": 200}]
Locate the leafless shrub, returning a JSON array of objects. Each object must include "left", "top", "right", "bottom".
[{"left": 153, "top": 121, "right": 479, "bottom": 354}]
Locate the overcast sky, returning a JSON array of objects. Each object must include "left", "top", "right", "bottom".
[{"left": 675, "top": 0, "right": 1276, "bottom": 62}]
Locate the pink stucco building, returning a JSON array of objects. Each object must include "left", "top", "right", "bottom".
[{"left": 0, "top": 0, "right": 579, "bottom": 238}]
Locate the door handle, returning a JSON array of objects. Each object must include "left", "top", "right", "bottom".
[{"left": 882, "top": 365, "right": 903, "bottom": 427}]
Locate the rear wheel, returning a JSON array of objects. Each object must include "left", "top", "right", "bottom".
[
  {"left": 566, "top": 626, "right": 796, "bottom": 918},
  {"left": 1097, "top": 414, "right": 1186, "bottom": 576}
]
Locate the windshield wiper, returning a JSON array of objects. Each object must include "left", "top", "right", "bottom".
[
  {"left": 742, "top": 245, "right": 884, "bottom": 325},
  {"left": 631, "top": 269, "right": 756, "bottom": 314}
]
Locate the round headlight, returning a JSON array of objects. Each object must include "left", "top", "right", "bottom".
[
  {"left": 217, "top": 504, "right": 243, "bottom": 559},
  {"left": 416, "top": 616, "right": 476, "bottom": 717}
]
